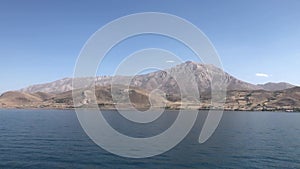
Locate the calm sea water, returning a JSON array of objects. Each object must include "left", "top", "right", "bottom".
[{"left": 0, "top": 109, "right": 300, "bottom": 169}]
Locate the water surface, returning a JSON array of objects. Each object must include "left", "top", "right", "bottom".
[{"left": 0, "top": 109, "right": 300, "bottom": 168}]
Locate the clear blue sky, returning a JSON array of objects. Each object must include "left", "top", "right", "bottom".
[{"left": 1, "top": 0, "right": 300, "bottom": 93}]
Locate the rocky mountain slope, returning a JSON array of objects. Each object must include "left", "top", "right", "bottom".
[{"left": 19, "top": 61, "right": 263, "bottom": 94}]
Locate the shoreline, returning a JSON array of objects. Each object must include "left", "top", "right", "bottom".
[{"left": 1, "top": 106, "right": 299, "bottom": 113}]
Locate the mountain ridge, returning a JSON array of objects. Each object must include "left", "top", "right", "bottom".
[
  {"left": 18, "top": 62, "right": 296, "bottom": 94},
  {"left": 257, "top": 82, "right": 295, "bottom": 91}
]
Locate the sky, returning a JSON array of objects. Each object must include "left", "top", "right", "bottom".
[{"left": 0, "top": 0, "right": 300, "bottom": 93}]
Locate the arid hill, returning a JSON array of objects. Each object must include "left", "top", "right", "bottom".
[
  {"left": 0, "top": 85, "right": 166, "bottom": 110},
  {"left": 1, "top": 86, "right": 300, "bottom": 111}
]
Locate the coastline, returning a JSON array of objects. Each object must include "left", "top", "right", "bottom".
[{"left": 1, "top": 106, "right": 299, "bottom": 113}]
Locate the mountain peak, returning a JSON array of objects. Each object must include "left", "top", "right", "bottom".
[
  {"left": 184, "top": 60, "right": 196, "bottom": 64},
  {"left": 16, "top": 62, "right": 296, "bottom": 94}
]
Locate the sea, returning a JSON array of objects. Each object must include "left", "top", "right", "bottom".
[{"left": 0, "top": 109, "right": 300, "bottom": 169}]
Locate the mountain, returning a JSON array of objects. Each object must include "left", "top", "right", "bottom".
[
  {"left": 19, "top": 61, "right": 262, "bottom": 94},
  {"left": 2, "top": 61, "right": 299, "bottom": 111},
  {"left": 257, "top": 82, "right": 295, "bottom": 91},
  {"left": 130, "top": 61, "right": 261, "bottom": 95}
]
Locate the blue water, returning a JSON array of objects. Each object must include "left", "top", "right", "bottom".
[{"left": 1, "top": 109, "right": 300, "bottom": 169}]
